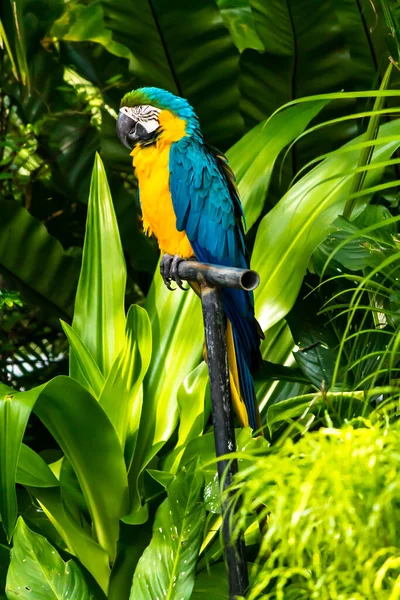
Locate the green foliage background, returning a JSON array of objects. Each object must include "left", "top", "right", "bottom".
[{"left": 1, "top": 0, "right": 400, "bottom": 598}]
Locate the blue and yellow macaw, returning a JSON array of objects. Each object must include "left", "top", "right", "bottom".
[{"left": 116, "top": 87, "right": 263, "bottom": 430}]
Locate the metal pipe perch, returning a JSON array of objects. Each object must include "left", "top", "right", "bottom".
[
  {"left": 178, "top": 260, "right": 260, "bottom": 292},
  {"left": 176, "top": 260, "right": 260, "bottom": 599}
]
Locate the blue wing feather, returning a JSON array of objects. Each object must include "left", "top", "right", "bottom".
[{"left": 169, "top": 136, "right": 262, "bottom": 430}]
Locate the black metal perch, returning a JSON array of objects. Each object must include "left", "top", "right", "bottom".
[{"left": 177, "top": 260, "right": 260, "bottom": 599}]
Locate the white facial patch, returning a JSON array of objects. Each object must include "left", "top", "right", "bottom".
[{"left": 119, "top": 104, "right": 161, "bottom": 134}]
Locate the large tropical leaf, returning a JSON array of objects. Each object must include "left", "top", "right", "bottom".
[
  {"left": 163, "top": 362, "right": 209, "bottom": 474},
  {"left": 227, "top": 98, "right": 330, "bottom": 229},
  {"left": 266, "top": 390, "right": 371, "bottom": 435},
  {"left": 16, "top": 445, "right": 59, "bottom": 488},
  {"left": 101, "top": 0, "right": 243, "bottom": 149},
  {"left": 252, "top": 119, "right": 400, "bottom": 332},
  {"left": 285, "top": 290, "right": 340, "bottom": 389},
  {"left": 0, "top": 201, "right": 80, "bottom": 319},
  {"left": 240, "top": 0, "right": 378, "bottom": 134},
  {"left": 60, "top": 321, "right": 105, "bottom": 398},
  {"left": 216, "top": 0, "right": 264, "bottom": 53},
  {"left": 6, "top": 518, "right": 94, "bottom": 600},
  {"left": 71, "top": 153, "right": 126, "bottom": 379},
  {"left": 191, "top": 563, "right": 229, "bottom": 599},
  {"left": 129, "top": 465, "right": 205, "bottom": 600},
  {"left": 51, "top": 0, "right": 132, "bottom": 61},
  {"left": 0, "top": 383, "right": 36, "bottom": 541},
  {"left": 128, "top": 274, "right": 203, "bottom": 516},
  {"left": 100, "top": 304, "right": 152, "bottom": 459},
  {"left": 28, "top": 486, "right": 110, "bottom": 594},
  {"left": 30, "top": 377, "right": 129, "bottom": 561},
  {"left": 0, "top": 376, "right": 128, "bottom": 563}
]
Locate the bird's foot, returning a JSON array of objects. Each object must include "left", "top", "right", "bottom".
[{"left": 160, "top": 254, "right": 188, "bottom": 291}]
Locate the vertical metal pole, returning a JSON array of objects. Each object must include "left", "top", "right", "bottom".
[{"left": 200, "top": 282, "right": 249, "bottom": 599}]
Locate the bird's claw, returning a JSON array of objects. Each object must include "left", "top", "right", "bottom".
[{"left": 160, "top": 254, "right": 188, "bottom": 291}]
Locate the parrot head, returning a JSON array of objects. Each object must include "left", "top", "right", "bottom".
[{"left": 116, "top": 87, "right": 200, "bottom": 150}]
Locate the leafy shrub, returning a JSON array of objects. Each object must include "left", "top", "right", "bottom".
[{"left": 232, "top": 422, "right": 400, "bottom": 599}]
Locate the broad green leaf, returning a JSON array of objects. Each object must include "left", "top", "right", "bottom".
[
  {"left": 285, "top": 292, "right": 340, "bottom": 389},
  {"left": 30, "top": 377, "right": 129, "bottom": 561},
  {"left": 72, "top": 153, "right": 126, "bottom": 379},
  {"left": 216, "top": 0, "right": 264, "bottom": 53},
  {"left": 255, "top": 361, "right": 309, "bottom": 385},
  {"left": 6, "top": 518, "right": 93, "bottom": 600},
  {"left": 266, "top": 390, "right": 370, "bottom": 435},
  {"left": 16, "top": 445, "right": 58, "bottom": 488},
  {"left": 0, "top": 384, "right": 37, "bottom": 541},
  {"left": 129, "top": 273, "right": 203, "bottom": 513},
  {"left": 191, "top": 564, "right": 229, "bottom": 599},
  {"left": 52, "top": 0, "right": 132, "bottom": 60},
  {"left": 59, "top": 459, "right": 90, "bottom": 532},
  {"left": 240, "top": 0, "right": 378, "bottom": 156},
  {"left": 0, "top": 376, "right": 128, "bottom": 563},
  {"left": 28, "top": 486, "right": 110, "bottom": 594},
  {"left": 60, "top": 321, "right": 105, "bottom": 398},
  {"left": 102, "top": 0, "right": 243, "bottom": 149},
  {"left": 0, "top": 201, "right": 79, "bottom": 319},
  {"left": 252, "top": 119, "right": 400, "bottom": 332},
  {"left": 227, "top": 98, "right": 330, "bottom": 229},
  {"left": 100, "top": 304, "right": 152, "bottom": 458},
  {"left": 238, "top": 0, "right": 295, "bottom": 125},
  {"left": 255, "top": 318, "right": 294, "bottom": 387},
  {"left": 129, "top": 465, "right": 205, "bottom": 600},
  {"left": 107, "top": 521, "right": 153, "bottom": 600},
  {"left": 163, "top": 362, "right": 209, "bottom": 474},
  {"left": 0, "top": 541, "right": 9, "bottom": 600}
]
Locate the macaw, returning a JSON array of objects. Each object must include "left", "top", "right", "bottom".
[{"left": 116, "top": 87, "right": 263, "bottom": 431}]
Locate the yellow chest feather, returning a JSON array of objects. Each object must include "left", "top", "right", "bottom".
[{"left": 131, "top": 110, "right": 193, "bottom": 258}]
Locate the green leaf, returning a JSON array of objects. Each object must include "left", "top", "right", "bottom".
[
  {"left": 216, "top": 0, "right": 264, "bottom": 53},
  {"left": 51, "top": 0, "right": 132, "bottom": 60},
  {"left": 240, "top": 0, "right": 377, "bottom": 151},
  {"left": 191, "top": 564, "right": 229, "bottom": 599},
  {"left": 99, "top": 304, "right": 152, "bottom": 459},
  {"left": 0, "top": 18, "right": 18, "bottom": 81},
  {"left": 0, "top": 376, "right": 128, "bottom": 564},
  {"left": 344, "top": 62, "right": 393, "bottom": 218},
  {"left": 163, "top": 362, "right": 209, "bottom": 474},
  {"left": 0, "top": 201, "right": 80, "bottom": 319},
  {"left": 60, "top": 321, "right": 105, "bottom": 398},
  {"left": 71, "top": 153, "right": 126, "bottom": 379},
  {"left": 30, "top": 377, "right": 129, "bottom": 562},
  {"left": 28, "top": 486, "right": 110, "bottom": 594},
  {"left": 266, "top": 390, "right": 370, "bottom": 435},
  {"left": 58, "top": 459, "right": 90, "bottom": 531},
  {"left": 6, "top": 518, "right": 94, "bottom": 600},
  {"left": 286, "top": 291, "right": 340, "bottom": 389},
  {"left": 252, "top": 119, "right": 400, "bottom": 333},
  {"left": 227, "top": 98, "right": 330, "bottom": 229},
  {"left": 129, "top": 465, "right": 205, "bottom": 600},
  {"left": 128, "top": 272, "right": 203, "bottom": 513},
  {"left": 102, "top": 0, "right": 243, "bottom": 149},
  {"left": 0, "top": 0, "right": 29, "bottom": 88},
  {"left": 0, "top": 384, "right": 37, "bottom": 541},
  {"left": 255, "top": 361, "right": 309, "bottom": 385},
  {"left": 16, "top": 445, "right": 59, "bottom": 488}
]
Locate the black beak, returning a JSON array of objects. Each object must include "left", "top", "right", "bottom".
[
  {"left": 117, "top": 112, "right": 155, "bottom": 149},
  {"left": 116, "top": 112, "right": 138, "bottom": 150}
]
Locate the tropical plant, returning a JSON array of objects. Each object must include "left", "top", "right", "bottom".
[
  {"left": 1, "top": 0, "right": 400, "bottom": 598},
  {"left": 1, "top": 154, "right": 205, "bottom": 599},
  {"left": 230, "top": 421, "right": 400, "bottom": 599}
]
